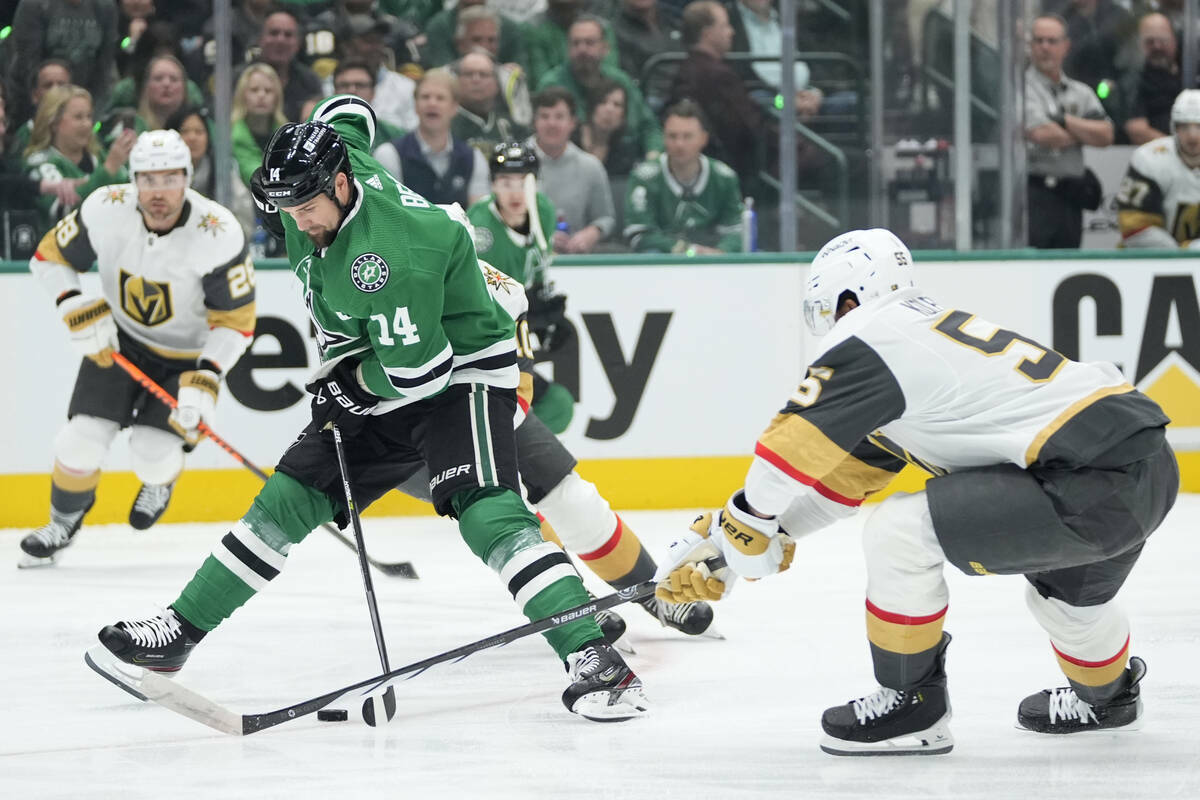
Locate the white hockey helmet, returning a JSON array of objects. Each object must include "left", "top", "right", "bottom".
[
  {"left": 1171, "top": 89, "right": 1200, "bottom": 132},
  {"left": 802, "top": 228, "right": 915, "bottom": 336},
  {"left": 128, "top": 129, "right": 193, "bottom": 184}
]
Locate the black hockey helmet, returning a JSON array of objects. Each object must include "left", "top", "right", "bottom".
[
  {"left": 259, "top": 121, "right": 353, "bottom": 207},
  {"left": 489, "top": 142, "right": 539, "bottom": 179}
]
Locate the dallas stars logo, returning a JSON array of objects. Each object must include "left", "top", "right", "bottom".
[
  {"left": 104, "top": 186, "right": 129, "bottom": 204},
  {"left": 197, "top": 213, "right": 226, "bottom": 235},
  {"left": 351, "top": 252, "right": 390, "bottom": 293}
]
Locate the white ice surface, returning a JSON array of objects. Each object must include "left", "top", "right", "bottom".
[{"left": 2, "top": 497, "right": 1199, "bottom": 800}]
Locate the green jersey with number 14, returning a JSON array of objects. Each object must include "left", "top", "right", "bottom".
[{"left": 284, "top": 95, "right": 518, "bottom": 409}]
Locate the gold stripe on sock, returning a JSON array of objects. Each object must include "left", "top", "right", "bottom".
[{"left": 52, "top": 462, "right": 101, "bottom": 492}]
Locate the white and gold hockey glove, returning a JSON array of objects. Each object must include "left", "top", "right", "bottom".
[
  {"left": 58, "top": 292, "right": 119, "bottom": 367},
  {"left": 169, "top": 369, "right": 220, "bottom": 447},
  {"left": 654, "top": 490, "right": 795, "bottom": 603}
]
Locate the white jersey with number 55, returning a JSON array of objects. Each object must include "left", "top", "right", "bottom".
[{"left": 744, "top": 288, "right": 1168, "bottom": 520}]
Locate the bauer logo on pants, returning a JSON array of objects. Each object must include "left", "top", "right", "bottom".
[{"left": 350, "top": 253, "right": 389, "bottom": 293}]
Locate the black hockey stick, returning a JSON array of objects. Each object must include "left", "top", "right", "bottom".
[
  {"left": 112, "top": 352, "right": 418, "bottom": 579},
  {"left": 328, "top": 421, "right": 397, "bottom": 722},
  {"left": 128, "top": 576, "right": 681, "bottom": 735}
]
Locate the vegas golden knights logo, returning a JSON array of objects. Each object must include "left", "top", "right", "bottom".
[{"left": 119, "top": 270, "right": 174, "bottom": 327}]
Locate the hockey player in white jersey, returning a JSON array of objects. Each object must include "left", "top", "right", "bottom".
[
  {"left": 1118, "top": 89, "right": 1200, "bottom": 247},
  {"left": 654, "top": 229, "right": 1177, "bottom": 754},
  {"left": 20, "top": 129, "right": 256, "bottom": 567}
]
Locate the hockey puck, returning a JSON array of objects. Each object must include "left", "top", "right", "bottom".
[{"left": 317, "top": 709, "right": 348, "bottom": 722}]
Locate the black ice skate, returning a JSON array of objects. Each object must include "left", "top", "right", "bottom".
[
  {"left": 97, "top": 607, "right": 202, "bottom": 673},
  {"left": 820, "top": 634, "right": 953, "bottom": 756},
  {"left": 820, "top": 684, "right": 953, "bottom": 756},
  {"left": 595, "top": 608, "right": 628, "bottom": 645},
  {"left": 129, "top": 482, "right": 175, "bottom": 530},
  {"left": 562, "top": 639, "right": 648, "bottom": 722},
  {"left": 1017, "top": 656, "right": 1146, "bottom": 734},
  {"left": 18, "top": 503, "right": 91, "bottom": 568},
  {"left": 641, "top": 597, "right": 720, "bottom": 637}
]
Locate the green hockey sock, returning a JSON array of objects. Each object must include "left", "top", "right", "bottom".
[
  {"left": 454, "top": 487, "right": 602, "bottom": 659},
  {"left": 174, "top": 473, "right": 336, "bottom": 631}
]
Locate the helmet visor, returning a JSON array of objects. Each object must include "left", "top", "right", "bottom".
[{"left": 803, "top": 295, "right": 836, "bottom": 337}]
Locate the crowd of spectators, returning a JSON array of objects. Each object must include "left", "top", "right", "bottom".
[{"left": 0, "top": 0, "right": 1195, "bottom": 256}]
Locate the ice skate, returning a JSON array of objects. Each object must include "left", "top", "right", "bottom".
[
  {"left": 820, "top": 634, "right": 953, "bottom": 756},
  {"left": 595, "top": 608, "right": 628, "bottom": 646},
  {"left": 129, "top": 482, "right": 174, "bottom": 530},
  {"left": 640, "top": 596, "right": 721, "bottom": 638},
  {"left": 1017, "top": 656, "right": 1146, "bottom": 734},
  {"left": 562, "top": 639, "right": 648, "bottom": 722},
  {"left": 96, "top": 606, "right": 202, "bottom": 673},
  {"left": 18, "top": 505, "right": 89, "bottom": 568},
  {"left": 820, "top": 684, "right": 953, "bottom": 756}
]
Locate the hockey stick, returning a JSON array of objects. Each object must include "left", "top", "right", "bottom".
[
  {"left": 111, "top": 352, "right": 418, "bottom": 579},
  {"left": 328, "top": 421, "right": 397, "bottom": 722},
  {"left": 99, "top": 575, "right": 680, "bottom": 735}
]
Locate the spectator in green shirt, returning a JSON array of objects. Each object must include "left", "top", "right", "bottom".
[
  {"left": 525, "top": 0, "right": 620, "bottom": 87},
  {"left": 22, "top": 84, "right": 135, "bottom": 231},
  {"left": 537, "top": 16, "right": 662, "bottom": 160},
  {"left": 624, "top": 99, "right": 743, "bottom": 253},
  {"left": 230, "top": 63, "right": 290, "bottom": 187}
]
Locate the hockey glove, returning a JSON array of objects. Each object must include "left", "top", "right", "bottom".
[
  {"left": 654, "top": 490, "right": 795, "bottom": 603},
  {"left": 249, "top": 167, "right": 286, "bottom": 240},
  {"left": 306, "top": 357, "right": 379, "bottom": 436},
  {"left": 58, "top": 291, "right": 119, "bottom": 367},
  {"left": 169, "top": 368, "right": 220, "bottom": 447},
  {"left": 526, "top": 283, "right": 568, "bottom": 355},
  {"left": 654, "top": 512, "right": 737, "bottom": 603}
]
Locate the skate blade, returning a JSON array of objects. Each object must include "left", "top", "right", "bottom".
[
  {"left": 17, "top": 552, "right": 59, "bottom": 569},
  {"left": 819, "top": 719, "right": 954, "bottom": 756},
  {"left": 696, "top": 624, "right": 725, "bottom": 641},
  {"left": 84, "top": 645, "right": 150, "bottom": 702},
  {"left": 1013, "top": 716, "right": 1145, "bottom": 734},
  {"left": 571, "top": 687, "right": 649, "bottom": 723},
  {"left": 613, "top": 635, "right": 637, "bottom": 656}
]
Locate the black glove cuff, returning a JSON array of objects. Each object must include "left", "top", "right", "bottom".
[{"left": 330, "top": 357, "right": 379, "bottom": 406}]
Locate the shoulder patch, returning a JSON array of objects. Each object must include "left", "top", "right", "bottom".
[
  {"left": 473, "top": 226, "right": 494, "bottom": 253},
  {"left": 366, "top": 174, "right": 384, "bottom": 190},
  {"left": 102, "top": 185, "right": 132, "bottom": 204},
  {"left": 196, "top": 211, "right": 227, "bottom": 235},
  {"left": 713, "top": 160, "right": 737, "bottom": 179},
  {"left": 633, "top": 160, "right": 660, "bottom": 181},
  {"left": 350, "top": 252, "right": 390, "bottom": 293}
]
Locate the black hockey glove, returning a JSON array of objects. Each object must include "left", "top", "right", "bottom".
[
  {"left": 526, "top": 283, "right": 568, "bottom": 355},
  {"left": 305, "top": 357, "right": 379, "bottom": 436},
  {"left": 249, "top": 167, "right": 287, "bottom": 240}
]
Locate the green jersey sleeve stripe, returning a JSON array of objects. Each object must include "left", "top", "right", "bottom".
[
  {"left": 451, "top": 339, "right": 519, "bottom": 387},
  {"left": 312, "top": 94, "right": 378, "bottom": 151},
  {"left": 381, "top": 343, "right": 454, "bottom": 389}
]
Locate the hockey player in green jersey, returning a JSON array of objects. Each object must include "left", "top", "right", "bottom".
[
  {"left": 468, "top": 141, "right": 575, "bottom": 434},
  {"left": 623, "top": 100, "right": 744, "bottom": 254},
  {"left": 87, "top": 96, "right": 647, "bottom": 722}
]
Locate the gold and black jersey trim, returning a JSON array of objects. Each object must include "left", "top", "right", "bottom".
[
  {"left": 1026, "top": 384, "right": 1168, "bottom": 468},
  {"left": 34, "top": 208, "right": 97, "bottom": 272},
  {"left": 202, "top": 246, "right": 256, "bottom": 319},
  {"left": 755, "top": 337, "right": 906, "bottom": 506}
]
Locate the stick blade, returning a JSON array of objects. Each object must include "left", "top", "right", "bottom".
[
  {"left": 139, "top": 671, "right": 245, "bottom": 736},
  {"left": 377, "top": 560, "right": 419, "bottom": 579}
]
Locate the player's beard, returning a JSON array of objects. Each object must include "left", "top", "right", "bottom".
[{"left": 305, "top": 228, "right": 337, "bottom": 249}]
